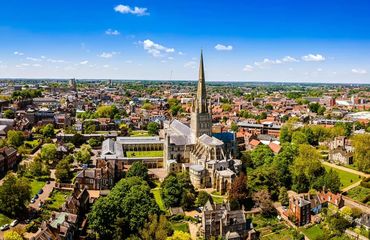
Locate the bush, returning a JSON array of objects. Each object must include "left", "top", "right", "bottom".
[{"left": 26, "top": 222, "right": 39, "bottom": 233}]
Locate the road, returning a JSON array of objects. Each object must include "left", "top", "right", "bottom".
[{"left": 29, "top": 180, "right": 56, "bottom": 210}]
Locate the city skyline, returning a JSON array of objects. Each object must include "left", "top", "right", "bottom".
[{"left": 0, "top": 0, "right": 370, "bottom": 83}]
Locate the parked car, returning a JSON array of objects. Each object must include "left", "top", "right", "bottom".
[
  {"left": 38, "top": 189, "right": 43, "bottom": 194},
  {"left": 46, "top": 180, "right": 50, "bottom": 184},
  {"left": 34, "top": 194, "right": 39, "bottom": 199},
  {"left": 10, "top": 220, "right": 18, "bottom": 227},
  {"left": 0, "top": 224, "right": 9, "bottom": 231},
  {"left": 30, "top": 198, "right": 35, "bottom": 204}
]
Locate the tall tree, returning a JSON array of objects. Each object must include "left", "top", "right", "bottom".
[
  {"left": 352, "top": 134, "right": 370, "bottom": 172},
  {"left": 0, "top": 174, "right": 31, "bottom": 217},
  {"left": 127, "top": 161, "right": 149, "bottom": 181},
  {"left": 228, "top": 174, "right": 248, "bottom": 206}
]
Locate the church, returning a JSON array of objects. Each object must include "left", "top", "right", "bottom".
[{"left": 163, "top": 52, "right": 242, "bottom": 194}]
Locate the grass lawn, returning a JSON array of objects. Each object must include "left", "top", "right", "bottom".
[
  {"left": 126, "top": 151, "right": 163, "bottom": 158},
  {"left": 211, "top": 195, "right": 224, "bottom": 204},
  {"left": 300, "top": 225, "right": 324, "bottom": 240},
  {"left": 0, "top": 213, "right": 12, "bottom": 226},
  {"left": 171, "top": 222, "right": 189, "bottom": 233},
  {"left": 347, "top": 186, "right": 370, "bottom": 205},
  {"left": 30, "top": 179, "right": 46, "bottom": 197},
  {"left": 46, "top": 190, "right": 71, "bottom": 210},
  {"left": 261, "top": 229, "right": 295, "bottom": 240},
  {"left": 130, "top": 130, "right": 152, "bottom": 137},
  {"left": 324, "top": 165, "right": 361, "bottom": 189},
  {"left": 151, "top": 188, "right": 166, "bottom": 211}
]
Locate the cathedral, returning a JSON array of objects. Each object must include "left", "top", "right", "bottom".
[{"left": 163, "top": 52, "right": 242, "bottom": 194}]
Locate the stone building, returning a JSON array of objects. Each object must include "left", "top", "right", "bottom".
[
  {"left": 328, "top": 136, "right": 353, "bottom": 165},
  {"left": 200, "top": 199, "right": 251, "bottom": 240},
  {"left": 163, "top": 51, "right": 241, "bottom": 194}
]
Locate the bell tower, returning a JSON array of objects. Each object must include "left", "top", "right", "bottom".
[{"left": 191, "top": 51, "right": 212, "bottom": 138}]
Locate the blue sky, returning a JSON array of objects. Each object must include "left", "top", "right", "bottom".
[{"left": 0, "top": 0, "right": 369, "bottom": 83}]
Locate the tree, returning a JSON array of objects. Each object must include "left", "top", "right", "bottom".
[
  {"left": 278, "top": 187, "right": 289, "bottom": 206},
  {"left": 139, "top": 214, "right": 172, "bottom": 240},
  {"left": 230, "top": 122, "right": 238, "bottom": 132},
  {"left": 41, "top": 123, "right": 55, "bottom": 138},
  {"left": 96, "top": 105, "right": 119, "bottom": 119},
  {"left": 161, "top": 173, "right": 195, "bottom": 209},
  {"left": 147, "top": 122, "right": 159, "bottom": 135},
  {"left": 195, "top": 191, "right": 211, "bottom": 207},
  {"left": 88, "top": 138, "right": 101, "bottom": 148},
  {"left": 352, "top": 134, "right": 370, "bottom": 172},
  {"left": 228, "top": 174, "right": 248, "bottom": 207},
  {"left": 4, "top": 230, "right": 23, "bottom": 240},
  {"left": 0, "top": 174, "right": 31, "bottom": 216},
  {"left": 291, "top": 131, "right": 308, "bottom": 145},
  {"left": 313, "top": 169, "right": 341, "bottom": 193},
  {"left": 7, "top": 130, "right": 24, "bottom": 147},
  {"left": 142, "top": 102, "right": 153, "bottom": 110},
  {"left": 250, "top": 145, "right": 274, "bottom": 167},
  {"left": 40, "top": 143, "right": 57, "bottom": 164},
  {"left": 27, "top": 159, "right": 49, "bottom": 177},
  {"left": 74, "top": 148, "right": 91, "bottom": 164},
  {"left": 167, "top": 231, "right": 191, "bottom": 240},
  {"left": 291, "top": 144, "right": 324, "bottom": 189},
  {"left": 89, "top": 177, "right": 159, "bottom": 239},
  {"left": 3, "top": 109, "right": 15, "bottom": 119},
  {"left": 127, "top": 162, "right": 149, "bottom": 181},
  {"left": 252, "top": 189, "right": 274, "bottom": 216},
  {"left": 55, "top": 159, "right": 72, "bottom": 182}
]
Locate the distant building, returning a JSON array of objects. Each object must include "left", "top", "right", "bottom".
[
  {"left": 0, "top": 147, "right": 17, "bottom": 176},
  {"left": 328, "top": 136, "right": 353, "bottom": 165},
  {"left": 200, "top": 200, "right": 254, "bottom": 240}
]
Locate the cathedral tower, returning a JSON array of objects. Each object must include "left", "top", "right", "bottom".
[{"left": 191, "top": 51, "right": 212, "bottom": 138}]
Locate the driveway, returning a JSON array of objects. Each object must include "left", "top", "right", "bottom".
[{"left": 29, "top": 181, "right": 56, "bottom": 210}]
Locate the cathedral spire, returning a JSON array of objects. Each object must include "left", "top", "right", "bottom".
[{"left": 196, "top": 50, "right": 207, "bottom": 113}]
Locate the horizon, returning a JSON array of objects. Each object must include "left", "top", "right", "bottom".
[{"left": 0, "top": 0, "right": 370, "bottom": 84}]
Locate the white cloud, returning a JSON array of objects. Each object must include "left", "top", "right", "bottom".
[
  {"left": 352, "top": 68, "right": 367, "bottom": 74},
  {"left": 32, "top": 63, "right": 42, "bottom": 67},
  {"left": 215, "top": 44, "right": 233, "bottom": 51},
  {"left": 125, "top": 60, "right": 133, "bottom": 64},
  {"left": 184, "top": 61, "right": 196, "bottom": 69},
  {"left": 47, "top": 58, "right": 65, "bottom": 63},
  {"left": 302, "top": 54, "right": 325, "bottom": 62},
  {"left": 178, "top": 51, "right": 185, "bottom": 55},
  {"left": 103, "top": 64, "right": 109, "bottom": 68},
  {"left": 105, "top": 29, "right": 120, "bottom": 35},
  {"left": 14, "top": 51, "right": 24, "bottom": 56},
  {"left": 26, "top": 57, "right": 42, "bottom": 62},
  {"left": 243, "top": 65, "right": 254, "bottom": 72},
  {"left": 282, "top": 56, "right": 299, "bottom": 63},
  {"left": 114, "top": 4, "right": 149, "bottom": 16},
  {"left": 254, "top": 58, "right": 282, "bottom": 67},
  {"left": 142, "top": 39, "right": 175, "bottom": 57},
  {"left": 80, "top": 60, "right": 89, "bottom": 65},
  {"left": 99, "top": 52, "right": 119, "bottom": 58}
]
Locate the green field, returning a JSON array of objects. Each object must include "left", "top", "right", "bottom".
[
  {"left": 46, "top": 190, "right": 71, "bottom": 210},
  {"left": 324, "top": 165, "right": 361, "bottom": 189},
  {"left": 126, "top": 151, "right": 163, "bottom": 158},
  {"left": 0, "top": 213, "right": 12, "bottom": 226},
  {"left": 130, "top": 130, "right": 152, "bottom": 137},
  {"left": 300, "top": 225, "right": 324, "bottom": 240},
  {"left": 30, "top": 179, "right": 46, "bottom": 197},
  {"left": 151, "top": 188, "right": 166, "bottom": 211},
  {"left": 347, "top": 186, "right": 370, "bottom": 205},
  {"left": 171, "top": 222, "right": 189, "bottom": 233},
  {"left": 211, "top": 195, "right": 224, "bottom": 204},
  {"left": 261, "top": 229, "right": 297, "bottom": 240}
]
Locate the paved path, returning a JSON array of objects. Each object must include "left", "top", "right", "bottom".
[
  {"left": 29, "top": 180, "right": 56, "bottom": 210},
  {"left": 322, "top": 161, "right": 370, "bottom": 178},
  {"left": 342, "top": 180, "right": 362, "bottom": 193}
]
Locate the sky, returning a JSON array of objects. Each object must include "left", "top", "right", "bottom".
[{"left": 0, "top": 0, "right": 370, "bottom": 83}]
